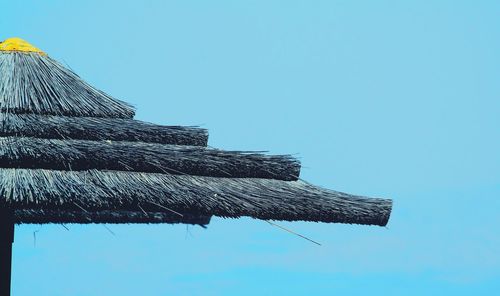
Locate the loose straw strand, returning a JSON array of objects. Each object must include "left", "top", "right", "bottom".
[{"left": 266, "top": 220, "right": 321, "bottom": 246}]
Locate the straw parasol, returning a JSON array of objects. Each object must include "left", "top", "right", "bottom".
[{"left": 0, "top": 37, "right": 392, "bottom": 295}]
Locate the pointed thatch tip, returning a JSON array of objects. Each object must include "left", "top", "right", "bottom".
[{"left": 0, "top": 37, "right": 45, "bottom": 55}]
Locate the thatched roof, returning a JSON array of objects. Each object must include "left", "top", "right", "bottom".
[{"left": 0, "top": 37, "right": 392, "bottom": 227}]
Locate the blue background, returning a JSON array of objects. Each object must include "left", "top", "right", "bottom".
[{"left": 2, "top": 1, "right": 499, "bottom": 295}]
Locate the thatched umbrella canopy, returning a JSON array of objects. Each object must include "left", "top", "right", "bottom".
[{"left": 0, "top": 37, "right": 392, "bottom": 295}]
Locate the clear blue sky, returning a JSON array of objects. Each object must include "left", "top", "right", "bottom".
[{"left": 2, "top": 1, "right": 499, "bottom": 295}]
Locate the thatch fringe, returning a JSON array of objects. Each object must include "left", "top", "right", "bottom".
[
  {"left": 0, "top": 168, "right": 392, "bottom": 226},
  {"left": 0, "top": 113, "right": 208, "bottom": 146},
  {"left": 0, "top": 52, "right": 134, "bottom": 118},
  {"left": 0, "top": 137, "right": 300, "bottom": 180},
  {"left": 14, "top": 209, "right": 211, "bottom": 225}
]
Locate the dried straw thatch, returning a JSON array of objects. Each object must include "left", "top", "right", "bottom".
[
  {"left": 15, "top": 209, "right": 211, "bottom": 225},
  {"left": 0, "top": 113, "right": 208, "bottom": 145},
  {"left": 0, "top": 168, "right": 390, "bottom": 225},
  {"left": 0, "top": 51, "right": 134, "bottom": 117},
  {"left": 0, "top": 137, "right": 300, "bottom": 180},
  {"left": 0, "top": 37, "right": 392, "bottom": 227}
]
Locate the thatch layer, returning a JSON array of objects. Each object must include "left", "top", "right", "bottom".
[
  {"left": 0, "top": 168, "right": 392, "bottom": 226},
  {"left": 14, "top": 209, "right": 211, "bottom": 225},
  {"left": 0, "top": 137, "right": 300, "bottom": 180},
  {"left": 0, "top": 52, "right": 134, "bottom": 118},
  {"left": 0, "top": 113, "right": 208, "bottom": 146}
]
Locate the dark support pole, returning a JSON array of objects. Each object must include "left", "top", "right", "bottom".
[{"left": 0, "top": 209, "right": 14, "bottom": 296}]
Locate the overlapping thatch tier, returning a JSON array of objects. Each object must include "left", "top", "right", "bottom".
[
  {"left": 0, "top": 37, "right": 392, "bottom": 227},
  {"left": 0, "top": 169, "right": 391, "bottom": 226},
  {"left": 0, "top": 137, "right": 300, "bottom": 180},
  {"left": 0, "top": 51, "right": 134, "bottom": 118},
  {"left": 0, "top": 113, "right": 208, "bottom": 146},
  {"left": 15, "top": 209, "right": 211, "bottom": 225}
]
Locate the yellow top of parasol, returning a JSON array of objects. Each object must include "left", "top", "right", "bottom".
[{"left": 0, "top": 37, "right": 45, "bottom": 54}]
